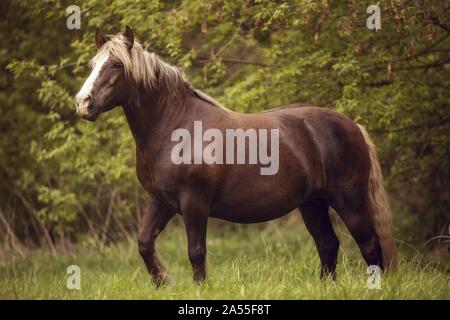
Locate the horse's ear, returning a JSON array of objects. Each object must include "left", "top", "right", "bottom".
[
  {"left": 123, "top": 25, "right": 134, "bottom": 50},
  {"left": 95, "top": 27, "right": 106, "bottom": 50}
]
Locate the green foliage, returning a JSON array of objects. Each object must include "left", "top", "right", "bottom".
[{"left": 0, "top": 0, "right": 449, "bottom": 246}]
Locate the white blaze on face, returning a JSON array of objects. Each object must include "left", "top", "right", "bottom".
[{"left": 75, "top": 53, "right": 109, "bottom": 115}]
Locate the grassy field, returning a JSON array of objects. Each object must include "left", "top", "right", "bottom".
[{"left": 0, "top": 215, "right": 449, "bottom": 299}]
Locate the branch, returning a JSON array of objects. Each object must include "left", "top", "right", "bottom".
[
  {"left": 429, "top": 12, "right": 450, "bottom": 34},
  {"left": 361, "top": 34, "right": 450, "bottom": 70},
  {"left": 370, "top": 117, "right": 450, "bottom": 133},
  {"left": 363, "top": 80, "right": 393, "bottom": 87},
  {"left": 196, "top": 56, "right": 269, "bottom": 67},
  {"left": 394, "top": 57, "right": 450, "bottom": 70}
]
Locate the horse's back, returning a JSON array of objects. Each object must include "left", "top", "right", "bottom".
[
  {"left": 240, "top": 104, "right": 371, "bottom": 205},
  {"left": 268, "top": 105, "right": 371, "bottom": 206}
]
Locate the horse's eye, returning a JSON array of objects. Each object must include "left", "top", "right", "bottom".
[{"left": 113, "top": 62, "right": 123, "bottom": 69}]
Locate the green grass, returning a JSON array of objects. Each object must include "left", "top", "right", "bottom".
[{"left": 0, "top": 216, "right": 449, "bottom": 299}]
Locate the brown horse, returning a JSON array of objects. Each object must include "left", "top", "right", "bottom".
[{"left": 75, "top": 27, "right": 397, "bottom": 285}]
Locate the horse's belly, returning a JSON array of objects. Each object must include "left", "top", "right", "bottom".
[
  {"left": 211, "top": 177, "right": 300, "bottom": 223},
  {"left": 211, "top": 204, "right": 295, "bottom": 223}
]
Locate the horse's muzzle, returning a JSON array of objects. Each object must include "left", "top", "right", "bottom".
[
  {"left": 81, "top": 112, "right": 99, "bottom": 122},
  {"left": 79, "top": 103, "right": 102, "bottom": 121}
]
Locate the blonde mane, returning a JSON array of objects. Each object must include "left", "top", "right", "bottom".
[{"left": 91, "top": 34, "right": 231, "bottom": 112}]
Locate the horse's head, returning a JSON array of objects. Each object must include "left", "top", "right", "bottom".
[{"left": 75, "top": 27, "right": 135, "bottom": 121}]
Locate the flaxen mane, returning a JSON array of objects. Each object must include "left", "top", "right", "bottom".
[{"left": 92, "top": 34, "right": 230, "bottom": 112}]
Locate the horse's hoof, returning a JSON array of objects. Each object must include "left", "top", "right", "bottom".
[
  {"left": 193, "top": 274, "right": 206, "bottom": 285},
  {"left": 151, "top": 273, "right": 172, "bottom": 287}
]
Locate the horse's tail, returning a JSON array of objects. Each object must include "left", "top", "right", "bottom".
[{"left": 357, "top": 124, "right": 398, "bottom": 270}]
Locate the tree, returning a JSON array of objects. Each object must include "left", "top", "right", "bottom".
[{"left": 2, "top": 0, "right": 449, "bottom": 247}]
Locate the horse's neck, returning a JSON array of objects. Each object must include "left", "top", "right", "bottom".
[
  {"left": 123, "top": 87, "right": 231, "bottom": 152},
  {"left": 123, "top": 89, "right": 190, "bottom": 149}
]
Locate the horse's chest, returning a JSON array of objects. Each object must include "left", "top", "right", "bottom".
[
  {"left": 135, "top": 148, "right": 179, "bottom": 194},
  {"left": 135, "top": 152, "right": 153, "bottom": 193}
]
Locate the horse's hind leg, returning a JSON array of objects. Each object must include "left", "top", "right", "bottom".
[
  {"left": 332, "top": 195, "right": 383, "bottom": 269},
  {"left": 299, "top": 200, "right": 340, "bottom": 279},
  {"left": 180, "top": 191, "right": 209, "bottom": 284},
  {"left": 138, "top": 199, "right": 175, "bottom": 286}
]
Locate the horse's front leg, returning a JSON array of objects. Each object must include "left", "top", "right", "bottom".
[
  {"left": 138, "top": 199, "right": 175, "bottom": 286},
  {"left": 181, "top": 193, "right": 209, "bottom": 284}
]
